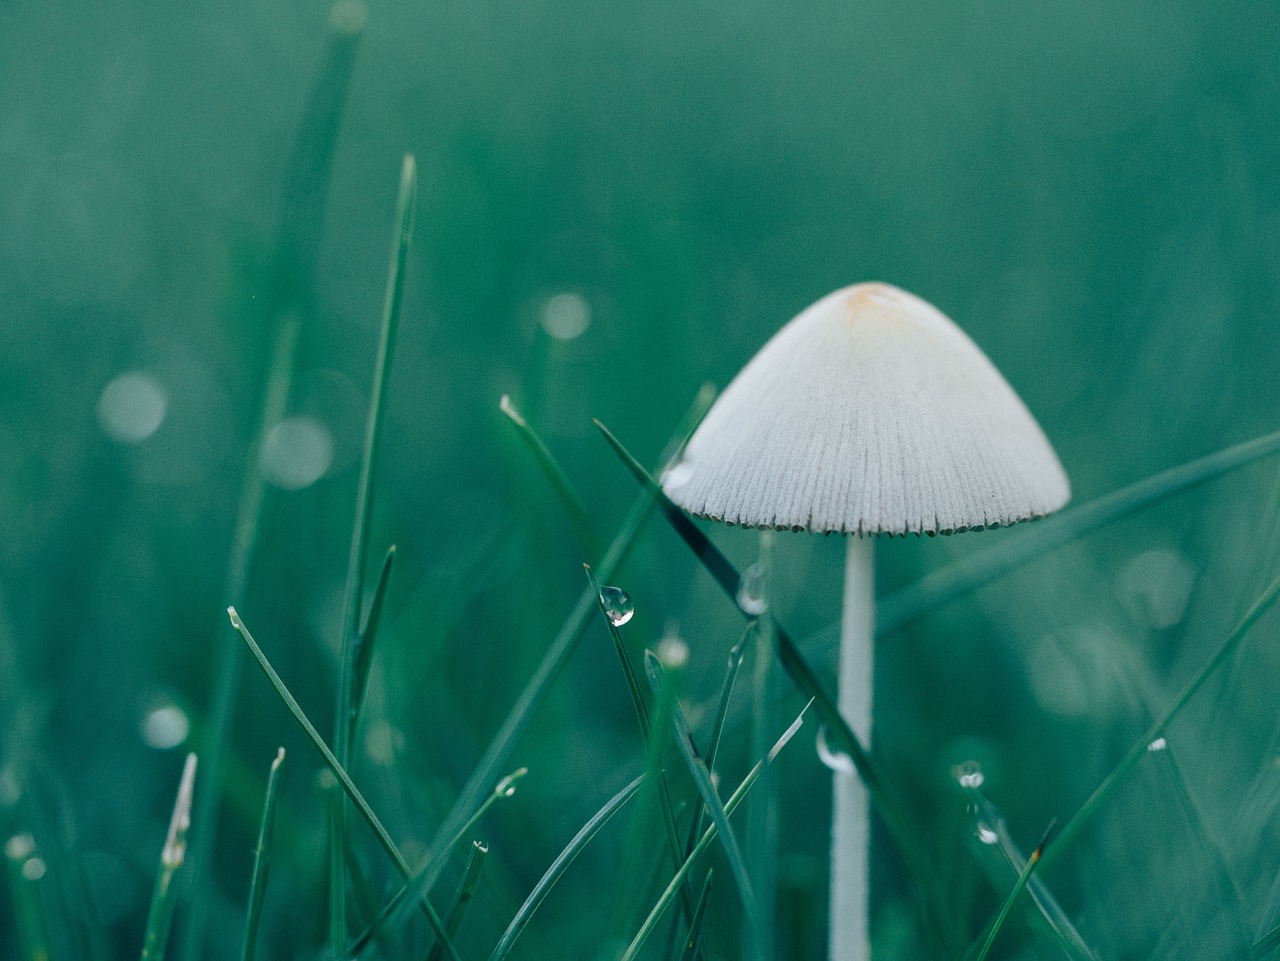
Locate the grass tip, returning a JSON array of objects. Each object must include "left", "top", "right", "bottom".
[
  {"left": 163, "top": 754, "right": 199, "bottom": 868},
  {"left": 495, "top": 767, "right": 529, "bottom": 798}
]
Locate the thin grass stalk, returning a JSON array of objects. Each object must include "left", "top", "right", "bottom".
[
  {"left": 963, "top": 823, "right": 1055, "bottom": 961},
  {"left": 350, "top": 545, "right": 396, "bottom": 741},
  {"left": 501, "top": 395, "right": 603, "bottom": 563},
  {"left": 744, "top": 534, "right": 777, "bottom": 961},
  {"left": 487, "top": 775, "right": 645, "bottom": 961},
  {"left": 678, "top": 871, "right": 715, "bottom": 961},
  {"left": 4, "top": 833, "right": 53, "bottom": 961},
  {"left": 226, "top": 609, "right": 461, "bottom": 961},
  {"left": 183, "top": 18, "right": 364, "bottom": 961},
  {"left": 619, "top": 703, "right": 811, "bottom": 961},
  {"left": 142, "top": 755, "right": 198, "bottom": 961},
  {"left": 425, "top": 842, "right": 488, "bottom": 961},
  {"left": 877, "top": 427, "right": 1280, "bottom": 634},
  {"left": 331, "top": 154, "right": 417, "bottom": 955},
  {"left": 403, "top": 387, "right": 716, "bottom": 909},
  {"left": 240, "top": 748, "right": 285, "bottom": 961},
  {"left": 593, "top": 418, "right": 966, "bottom": 951}
]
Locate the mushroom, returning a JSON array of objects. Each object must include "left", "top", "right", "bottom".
[{"left": 662, "top": 282, "right": 1069, "bottom": 960}]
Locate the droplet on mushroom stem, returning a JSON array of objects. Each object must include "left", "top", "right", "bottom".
[
  {"left": 815, "top": 725, "right": 855, "bottom": 773},
  {"left": 598, "top": 586, "right": 634, "bottom": 627}
]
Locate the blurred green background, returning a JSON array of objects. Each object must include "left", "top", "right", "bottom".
[{"left": 3, "top": 0, "right": 1280, "bottom": 958}]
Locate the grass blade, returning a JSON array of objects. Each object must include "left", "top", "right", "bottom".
[
  {"left": 4, "top": 833, "right": 54, "bottom": 961},
  {"left": 644, "top": 650, "right": 761, "bottom": 943},
  {"left": 184, "top": 17, "right": 365, "bottom": 959},
  {"left": 406, "top": 386, "right": 717, "bottom": 908},
  {"left": 619, "top": 702, "right": 812, "bottom": 961},
  {"left": 594, "top": 418, "right": 965, "bottom": 952},
  {"left": 226, "top": 608, "right": 461, "bottom": 961},
  {"left": 877, "top": 428, "right": 1280, "bottom": 634},
  {"left": 488, "top": 775, "right": 646, "bottom": 961},
  {"left": 142, "top": 754, "right": 198, "bottom": 961},
  {"left": 426, "top": 841, "right": 489, "bottom": 961},
  {"left": 350, "top": 545, "right": 396, "bottom": 739},
  {"left": 501, "top": 394, "right": 604, "bottom": 563},
  {"left": 331, "top": 153, "right": 418, "bottom": 954},
  {"left": 241, "top": 748, "right": 285, "bottom": 961},
  {"left": 964, "top": 822, "right": 1056, "bottom": 961},
  {"left": 678, "top": 870, "right": 715, "bottom": 961}
]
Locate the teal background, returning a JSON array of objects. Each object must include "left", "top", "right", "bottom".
[{"left": 2, "top": 1, "right": 1279, "bottom": 958}]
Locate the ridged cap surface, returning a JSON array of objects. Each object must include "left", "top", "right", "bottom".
[{"left": 663, "top": 283, "right": 1070, "bottom": 535}]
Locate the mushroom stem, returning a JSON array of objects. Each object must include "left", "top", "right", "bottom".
[{"left": 831, "top": 534, "right": 874, "bottom": 961}]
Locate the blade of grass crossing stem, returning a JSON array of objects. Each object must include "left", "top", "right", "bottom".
[
  {"left": 679, "top": 871, "right": 715, "bottom": 961},
  {"left": 408, "top": 387, "right": 717, "bottom": 906},
  {"left": 1038, "top": 570, "right": 1280, "bottom": 876},
  {"left": 332, "top": 154, "right": 417, "bottom": 955},
  {"left": 877, "top": 428, "right": 1280, "bottom": 634},
  {"left": 644, "top": 651, "right": 761, "bottom": 945},
  {"left": 425, "top": 842, "right": 488, "bottom": 961},
  {"left": 241, "top": 749, "right": 285, "bottom": 961},
  {"left": 585, "top": 564, "right": 696, "bottom": 925},
  {"left": 593, "top": 419, "right": 964, "bottom": 950},
  {"left": 488, "top": 775, "right": 645, "bottom": 961},
  {"left": 184, "top": 19, "right": 365, "bottom": 961},
  {"left": 142, "top": 754, "right": 197, "bottom": 961},
  {"left": 620, "top": 703, "right": 812, "bottom": 961},
  {"left": 226, "top": 609, "right": 461, "bottom": 961},
  {"left": 353, "top": 769, "right": 527, "bottom": 953},
  {"left": 501, "top": 395, "right": 603, "bottom": 563},
  {"left": 964, "top": 823, "right": 1056, "bottom": 961},
  {"left": 686, "top": 630, "right": 749, "bottom": 853},
  {"left": 350, "top": 545, "right": 396, "bottom": 740}
]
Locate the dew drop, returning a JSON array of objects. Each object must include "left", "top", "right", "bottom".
[
  {"left": 975, "top": 823, "right": 999, "bottom": 845},
  {"left": 1147, "top": 736, "right": 1168, "bottom": 752},
  {"left": 952, "top": 760, "right": 985, "bottom": 790},
  {"left": 816, "top": 725, "right": 854, "bottom": 773},
  {"left": 599, "top": 586, "right": 634, "bottom": 627},
  {"left": 736, "top": 562, "right": 768, "bottom": 616}
]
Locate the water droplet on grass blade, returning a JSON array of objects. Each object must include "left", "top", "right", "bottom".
[
  {"left": 1147, "top": 736, "right": 1168, "bottom": 752},
  {"left": 736, "top": 562, "right": 768, "bottom": 615},
  {"left": 599, "top": 586, "right": 634, "bottom": 626},
  {"left": 816, "top": 725, "right": 854, "bottom": 773},
  {"left": 952, "top": 760, "right": 985, "bottom": 789},
  {"left": 975, "top": 823, "right": 999, "bottom": 845}
]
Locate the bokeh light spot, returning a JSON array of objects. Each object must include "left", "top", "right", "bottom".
[
  {"left": 262, "top": 416, "right": 334, "bottom": 490},
  {"left": 540, "top": 292, "right": 591, "bottom": 340},
  {"left": 98, "top": 371, "right": 167, "bottom": 444},
  {"left": 140, "top": 702, "right": 189, "bottom": 750}
]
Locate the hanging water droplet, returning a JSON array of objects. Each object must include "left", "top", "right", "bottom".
[
  {"left": 816, "top": 725, "right": 855, "bottom": 773},
  {"left": 599, "top": 586, "right": 634, "bottom": 627},
  {"left": 736, "top": 562, "right": 768, "bottom": 616},
  {"left": 952, "top": 760, "right": 985, "bottom": 790},
  {"left": 1147, "top": 736, "right": 1168, "bottom": 752},
  {"left": 975, "top": 823, "right": 999, "bottom": 845}
]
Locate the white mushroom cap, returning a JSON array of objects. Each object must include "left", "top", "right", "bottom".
[{"left": 664, "top": 283, "right": 1070, "bottom": 535}]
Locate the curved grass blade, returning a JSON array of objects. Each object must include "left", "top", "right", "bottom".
[
  {"left": 686, "top": 630, "right": 750, "bottom": 851},
  {"left": 594, "top": 418, "right": 965, "bottom": 952},
  {"left": 185, "top": 18, "right": 366, "bottom": 960},
  {"left": 488, "top": 775, "right": 645, "bottom": 961},
  {"left": 644, "top": 651, "right": 761, "bottom": 942},
  {"left": 142, "top": 754, "right": 198, "bottom": 961},
  {"left": 678, "top": 870, "right": 715, "bottom": 961},
  {"left": 425, "top": 841, "right": 488, "bottom": 961},
  {"left": 619, "top": 702, "right": 812, "bottom": 961},
  {"left": 350, "top": 545, "right": 396, "bottom": 739},
  {"left": 331, "top": 154, "right": 418, "bottom": 954},
  {"left": 964, "top": 822, "right": 1056, "bottom": 961},
  {"left": 226, "top": 609, "right": 460, "bottom": 961},
  {"left": 350, "top": 768, "right": 528, "bottom": 955},
  {"left": 877, "top": 428, "right": 1280, "bottom": 634},
  {"left": 502, "top": 395, "right": 604, "bottom": 564},
  {"left": 240, "top": 748, "right": 285, "bottom": 961},
  {"left": 406, "top": 386, "right": 717, "bottom": 908}
]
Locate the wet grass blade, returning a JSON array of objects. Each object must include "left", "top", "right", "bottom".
[
  {"left": 407, "top": 386, "right": 717, "bottom": 908},
  {"left": 350, "top": 545, "right": 396, "bottom": 738},
  {"left": 241, "top": 748, "right": 285, "bottom": 961},
  {"left": 686, "top": 630, "right": 749, "bottom": 853},
  {"left": 678, "top": 871, "right": 715, "bottom": 961},
  {"left": 964, "top": 822, "right": 1056, "bottom": 961},
  {"left": 185, "top": 18, "right": 365, "bottom": 960},
  {"left": 594, "top": 418, "right": 965, "bottom": 953},
  {"left": 502, "top": 394, "right": 604, "bottom": 564},
  {"left": 331, "top": 153, "right": 418, "bottom": 955},
  {"left": 142, "top": 754, "right": 198, "bottom": 961},
  {"left": 426, "top": 841, "right": 488, "bottom": 961},
  {"left": 619, "top": 702, "right": 811, "bottom": 961},
  {"left": 878, "top": 428, "right": 1280, "bottom": 634},
  {"left": 645, "top": 650, "right": 761, "bottom": 943},
  {"left": 226, "top": 608, "right": 461, "bottom": 961},
  {"left": 488, "top": 775, "right": 645, "bottom": 961}
]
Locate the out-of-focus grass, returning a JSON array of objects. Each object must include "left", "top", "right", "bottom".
[{"left": 2, "top": 1, "right": 1280, "bottom": 959}]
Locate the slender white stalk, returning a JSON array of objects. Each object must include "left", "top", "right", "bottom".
[{"left": 830, "top": 535, "right": 874, "bottom": 961}]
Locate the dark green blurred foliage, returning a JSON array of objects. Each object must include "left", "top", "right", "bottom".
[{"left": 2, "top": 1, "right": 1280, "bottom": 958}]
